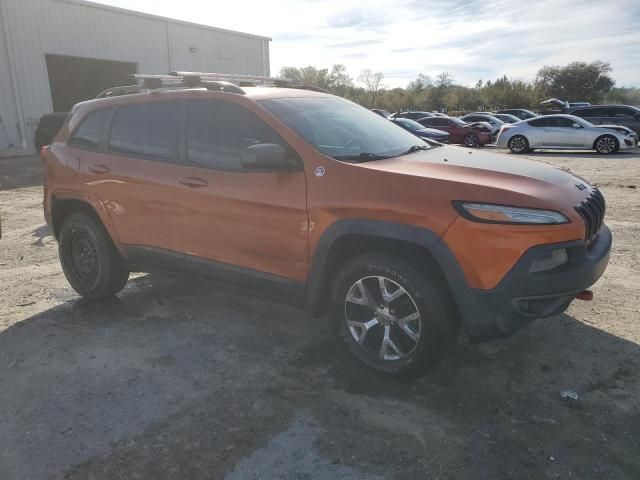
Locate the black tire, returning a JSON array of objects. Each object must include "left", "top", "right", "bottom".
[
  {"left": 58, "top": 212, "right": 129, "bottom": 299},
  {"left": 463, "top": 133, "right": 480, "bottom": 147},
  {"left": 331, "top": 253, "right": 458, "bottom": 378},
  {"left": 508, "top": 135, "right": 529, "bottom": 153},
  {"left": 594, "top": 135, "right": 619, "bottom": 154}
]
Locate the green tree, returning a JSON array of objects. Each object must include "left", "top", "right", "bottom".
[
  {"left": 535, "top": 61, "right": 615, "bottom": 103},
  {"left": 328, "top": 64, "right": 353, "bottom": 96},
  {"left": 358, "top": 69, "right": 385, "bottom": 107},
  {"left": 278, "top": 66, "right": 302, "bottom": 83},
  {"left": 407, "top": 74, "right": 433, "bottom": 93}
]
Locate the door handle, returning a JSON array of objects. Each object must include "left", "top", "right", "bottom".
[
  {"left": 178, "top": 176, "right": 208, "bottom": 188},
  {"left": 88, "top": 164, "right": 110, "bottom": 174}
]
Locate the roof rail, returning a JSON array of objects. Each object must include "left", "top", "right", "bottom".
[
  {"left": 169, "top": 71, "right": 289, "bottom": 86},
  {"left": 286, "top": 85, "right": 330, "bottom": 94},
  {"left": 95, "top": 71, "right": 308, "bottom": 99}
]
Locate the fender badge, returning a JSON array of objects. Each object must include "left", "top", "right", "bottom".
[
  {"left": 575, "top": 183, "right": 587, "bottom": 191},
  {"left": 314, "top": 166, "right": 326, "bottom": 177}
]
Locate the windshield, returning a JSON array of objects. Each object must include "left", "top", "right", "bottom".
[
  {"left": 449, "top": 117, "right": 467, "bottom": 126},
  {"left": 394, "top": 118, "right": 424, "bottom": 131},
  {"left": 259, "top": 96, "right": 430, "bottom": 160}
]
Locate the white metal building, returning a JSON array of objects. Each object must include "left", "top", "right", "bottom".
[{"left": 0, "top": 0, "right": 271, "bottom": 154}]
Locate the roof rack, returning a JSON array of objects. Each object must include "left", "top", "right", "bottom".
[{"left": 95, "top": 71, "right": 327, "bottom": 99}]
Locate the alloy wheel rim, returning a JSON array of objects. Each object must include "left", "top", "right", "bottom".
[
  {"left": 597, "top": 137, "right": 615, "bottom": 153},
  {"left": 465, "top": 134, "right": 478, "bottom": 147},
  {"left": 511, "top": 137, "right": 526, "bottom": 152},
  {"left": 344, "top": 276, "right": 422, "bottom": 361}
]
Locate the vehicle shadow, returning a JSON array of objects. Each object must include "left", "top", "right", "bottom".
[
  {"left": 0, "top": 275, "right": 638, "bottom": 479},
  {"left": 31, "top": 224, "right": 51, "bottom": 246},
  {"left": 0, "top": 155, "right": 42, "bottom": 190}
]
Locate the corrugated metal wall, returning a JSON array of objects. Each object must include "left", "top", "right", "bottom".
[{"left": 0, "top": 0, "right": 270, "bottom": 153}]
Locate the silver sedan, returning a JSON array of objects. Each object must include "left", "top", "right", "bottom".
[{"left": 497, "top": 114, "right": 638, "bottom": 154}]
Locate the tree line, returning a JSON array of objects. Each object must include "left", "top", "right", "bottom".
[{"left": 277, "top": 61, "right": 640, "bottom": 114}]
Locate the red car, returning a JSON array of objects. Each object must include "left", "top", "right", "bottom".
[{"left": 418, "top": 116, "right": 493, "bottom": 147}]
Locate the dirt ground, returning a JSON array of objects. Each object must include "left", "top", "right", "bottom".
[{"left": 0, "top": 149, "right": 639, "bottom": 480}]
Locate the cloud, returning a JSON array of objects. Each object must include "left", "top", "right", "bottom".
[
  {"left": 326, "top": 39, "right": 382, "bottom": 48},
  {"left": 99, "top": 0, "right": 640, "bottom": 88}
]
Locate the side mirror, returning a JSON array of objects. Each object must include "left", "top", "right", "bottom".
[
  {"left": 241, "top": 143, "right": 288, "bottom": 169},
  {"left": 572, "top": 123, "right": 582, "bottom": 129}
]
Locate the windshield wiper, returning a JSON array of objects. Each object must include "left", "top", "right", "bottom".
[
  {"left": 400, "top": 144, "right": 439, "bottom": 156},
  {"left": 333, "top": 152, "right": 392, "bottom": 162}
]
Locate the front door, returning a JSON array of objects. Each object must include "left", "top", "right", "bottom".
[
  {"left": 174, "top": 99, "right": 308, "bottom": 284},
  {"left": 543, "top": 117, "right": 586, "bottom": 147}
]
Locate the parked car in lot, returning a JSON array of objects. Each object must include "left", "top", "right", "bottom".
[
  {"left": 418, "top": 116, "right": 493, "bottom": 147},
  {"left": 43, "top": 73, "right": 612, "bottom": 377},
  {"left": 391, "top": 118, "right": 449, "bottom": 142},
  {"left": 566, "top": 105, "right": 640, "bottom": 135},
  {"left": 35, "top": 112, "right": 69, "bottom": 152},
  {"left": 492, "top": 113, "right": 521, "bottom": 124},
  {"left": 390, "top": 111, "right": 434, "bottom": 120},
  {"left": 496, "top": 108, "right": 538, "bottom": 120},
  {"left": 371, "top": 108, "right": 391, "bottom": 118},
  {"left": 498, "top": 114, "right": 638, "bottom": 154},
  {"left": 460, "top": 113, "right": 505, "bottom": 135}
]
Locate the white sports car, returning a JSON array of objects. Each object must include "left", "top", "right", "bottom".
[{"left": 497, "top": 114, "right": 638, "bottom": 154}]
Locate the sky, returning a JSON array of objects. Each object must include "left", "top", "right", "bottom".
[{"left": 97, "top": 0, "right": 640, "bottom": 88}]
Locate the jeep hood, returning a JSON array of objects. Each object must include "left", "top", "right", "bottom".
[{"left": 358, "top": 145, "right": 590, "bottom": 208}]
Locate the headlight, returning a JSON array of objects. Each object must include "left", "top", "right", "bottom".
[{"left": 454, "top": 202, "right": 569, "bottom": 224}]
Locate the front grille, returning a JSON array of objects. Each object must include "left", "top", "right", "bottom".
[{"left": 575, "top": 188, "right": 605, "bottom": 244}]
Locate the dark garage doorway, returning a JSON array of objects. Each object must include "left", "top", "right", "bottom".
[{"left": 45, "top": 54, "right": 137, "bottom": 112}]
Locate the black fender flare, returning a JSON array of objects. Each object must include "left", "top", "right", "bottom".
[{"left": 305, "top": 219, "right": 471, "bottom": 318}]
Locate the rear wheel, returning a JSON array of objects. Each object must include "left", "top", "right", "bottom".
[
  {"left": 331, "top": 254, "right": 458, "bottom": 378},
  {"left": 508, "top": 135, "right": 529, "bottom": 153},
  {"left": 463, "top": 133, "right": 480, "bottom": 147},
  {"left": 594, "top": 135, "right": 618, "bottom": 154},
  {"left": 58, "top": 212, "right": 129, "bottom": 299}
]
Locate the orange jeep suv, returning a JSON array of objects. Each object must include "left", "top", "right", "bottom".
[{"left": 43, "top": 73, "right": 611, "bottom": 377}]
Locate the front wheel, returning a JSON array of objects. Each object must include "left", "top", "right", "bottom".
[
  {"left": 594, "top": 135, "right": 619, "bottom": 154},
  {"left": 58, "top": 212, "right": 129, "bottom": 299},
  {"left": 508, "top": 135, "right": 529, "bottom": 153},
  {"left": 463, "top": 133, "right": 480, "bottom": 147},
  {"left": 331, "top": 254, "right": 458, "bottom": 378}
]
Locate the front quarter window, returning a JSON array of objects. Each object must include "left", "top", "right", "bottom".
[{"left": 259, "top": 96, "right": 430, "bottom": 160}]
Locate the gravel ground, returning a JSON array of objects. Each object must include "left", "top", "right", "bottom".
[{"left": 0, "top": 149, "right": 639, "bottom": 480}]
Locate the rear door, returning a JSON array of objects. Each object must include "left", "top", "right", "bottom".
[
  {"left": 421, "top": 118, "right": 458, "bottom": 141},
  {"left": 610, "top": 106, "right": 640, "bottom": 134},
  {"left": 173, "top": 99, "right": 308, "bottom": 283},
  {"left": 574, "top": 107, "right": 609, "bottom": 125},
  {"left": 75, "top": 101, "right": 184, "bottom": 255}
]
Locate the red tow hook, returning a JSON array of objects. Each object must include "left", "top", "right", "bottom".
[{"left": 575, "top": 290, "right": 594, "bottom": 301}]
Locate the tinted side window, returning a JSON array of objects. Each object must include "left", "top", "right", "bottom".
[
  {"left": 108, "top": 102, "right": 179, "bottom": 161},
  {"left": 611, "top": 107, "right": 637, "bottom": 118},
  {"left": 528, "top": 118, "right": 549, "bottom": 127},
  {"left": 69, "top": 108, "right": 111, "bottom": 150},
  {"left": 425, "top": 118, "right": 448, "bottom": 127},
  {"left": 575, "top": 108, "right": 607, "bottom": 118},
  {"left": 187, "top": 100, "right": 288, "bottom": 170},
  {"left": 554, "top": 118, "right": 575, "bottom": 127}
]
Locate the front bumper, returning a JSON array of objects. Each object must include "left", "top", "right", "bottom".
[
  {"left": 621, "top": 134, "right": 639, "bottom": 149},
  {"left": 453, "top": 225, "right": 612, "bottom": 342}
]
